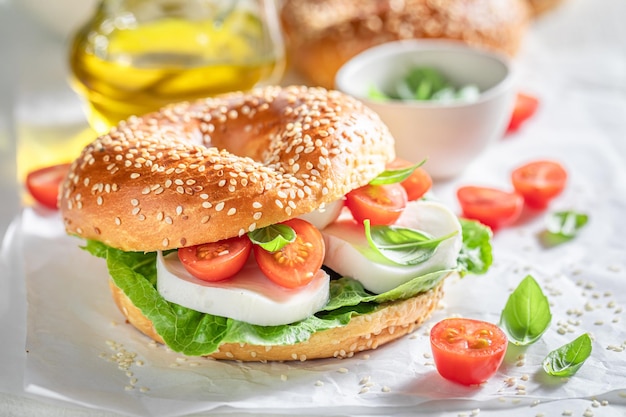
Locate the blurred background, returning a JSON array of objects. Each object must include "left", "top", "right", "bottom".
[
  {"left": 1, "top": 0, "right": 98, "bottom": 234},
  {"left": 0, "top": 0, "right": 585, "bottom": 235}
]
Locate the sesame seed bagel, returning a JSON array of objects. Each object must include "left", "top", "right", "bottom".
[
  {"left": 60, "top": 85, "right": 395, "bottom": 252},
  {"left": 280, "top": 0, "right": 530, "bottom": 88},
  {"left": 109, "top": 277, "right": 446, "bottom": 361}
]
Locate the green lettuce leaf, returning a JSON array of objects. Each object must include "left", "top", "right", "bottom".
[{"left": 456, "top": 219, "right": 493, "bottom": 276}]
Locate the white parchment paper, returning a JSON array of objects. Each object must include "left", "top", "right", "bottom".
[
  {"left": 4, "top": 0, "right": 626, "bottom": 415},
  {"left": 13, "top": 129, "right": 626, "bottom": 416}
]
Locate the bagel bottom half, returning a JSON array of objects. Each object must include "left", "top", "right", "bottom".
[{"left": 109, "top": 277, "right": 448, "bottom": 362}]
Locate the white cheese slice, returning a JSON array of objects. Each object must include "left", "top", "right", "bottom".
[
  {"left": 322, "top": 200, "right": 462, "bottom": 294},
  {"left": 156, "top": 252, "right": 330, "bottom": 326},
  {"left": 297, "top": 198, "right": 344, "bottom": 230}
]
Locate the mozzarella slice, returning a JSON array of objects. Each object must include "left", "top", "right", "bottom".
[
  {"left": 322, "top": 200, "right": 462, "bottom": 294},
  {"left": 157, "top": 253, "right": 330, "bottom": 326},
  {"left": 297, "top": 198, "right": 344, "bottom": 230}
]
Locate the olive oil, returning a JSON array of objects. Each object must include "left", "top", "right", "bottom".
[{"left": 69, "top": 6, "right": 285, "bottom": 134}]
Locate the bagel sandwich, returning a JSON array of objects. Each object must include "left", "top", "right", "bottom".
[{"left": 60, "top": 85, "right": 492, "bottom": 361}]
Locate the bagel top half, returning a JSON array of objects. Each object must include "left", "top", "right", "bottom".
[{"left": 59, "top": 85, "right": 396, "bottom": 252}]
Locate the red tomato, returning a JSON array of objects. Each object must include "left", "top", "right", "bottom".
[
  {"left": 457, "top": 186, "right": 523, "bottom": 230},
  {"left": 25, "top": 163, "right": 71, "bottom": 209},
  {"left": 507, "top": 93, "right": 539, "bottom": 133},
  {"left": 178, "top": 236, "right": 252, "bottom": 282},
  {"left": 345, "top": 183, "right": 408, "bottom": 226},
  {"left": 430, "top": 318, "right": 508, "bottom": 386},
  {"left": 386, "top": 158, "right": 433, "bottom": 201},
  {"left": 253, "top": 218, "right": 325, "bottom": 289},
  {"left": 511, "top": 160, "right": 567, "bottom": 210}
]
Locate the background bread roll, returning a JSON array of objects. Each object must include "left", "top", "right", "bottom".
[{"left": 280, "top": 0, "right": 531, "bottom": 88}]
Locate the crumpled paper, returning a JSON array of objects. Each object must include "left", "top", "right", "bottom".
[
  {"left": 12, "top": 128, "right": 626, "bottom": 416},
  {"left": 6, "top": 0, "right": 626, "bottom": 413}
]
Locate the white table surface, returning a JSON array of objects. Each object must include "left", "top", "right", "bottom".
[{"left": 1, "top": 0, "right": 626, "bottom": 416}]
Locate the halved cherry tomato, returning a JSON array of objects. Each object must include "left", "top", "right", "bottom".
[
  {"left": 430, "top": 318, "right": 508, "bottom": 386},
  {"left": 511, "top": 160, "right": 567, "bottom": 210},
  {"left": 253, "top": 218, "right": 325, "bottom": 289},
  {"left": 345, "top": 183, "right": 408, "bottom": 226},
  {"left": 386, "top": 158, "right": 433, "bottom": 201},
  {"left": 457, "top": 186, "right": 523, "bottom": 230},
  {"left": 507, "top": 93, "right": 539, "bottom": 133},
  {"left": 25, "top": 163, "right": 71, "bottom": 209},
  {"left": 178, "top": 236, "right": 252, "bottom": 282}
]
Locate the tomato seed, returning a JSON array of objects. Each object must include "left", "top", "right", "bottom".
[{"left": 469, "top": 338, "right": 492, "bottom": 349}]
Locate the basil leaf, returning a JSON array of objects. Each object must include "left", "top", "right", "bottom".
[
  {"left": 456, "top": 219, "right": 493, "bottom": 277},
  {"left": 369, "top": 159, "right": 426, "bottom": 185},
  {"left": 540, "top": 211, "right": 589, "bottom": 247},
  {"left": 367, "top": 84, "right": 388, "bottom": 101},
  {"left": 248, "top": 224, "right": 295, "bottom": 252},
  {"left": 543, "top": 333, "right": 592, "bottom": 377},
  {"left": 500, "top": 275, "right": 552, "bottom": 346},
  {"left": 363, "top": 219, "right": 456, "bottom": 266}
]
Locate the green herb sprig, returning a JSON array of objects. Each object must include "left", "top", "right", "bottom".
[
  {"left": 500, "top": 275, "right": 552, "bottom": 346},
  {"left": 543, "top": 333, "right": 593, "bottom": 377},
  {"left": 248, "top": 224, "right": 295, "bottom": 252},
  {"left": 363, "top": 219, "right": 456, "bottom": 266},
  {"left": 540, "top": 210, "right": 589, "bottom": 247},
  {"left": 369, "top": 160, "right": 426, "bottom": 185}
]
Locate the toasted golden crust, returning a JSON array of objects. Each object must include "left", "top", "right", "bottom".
[
  {"left": 109, "top": 278, "right": 446, "bottom": 361},
  {"left": 280, "top": 0, "right": 530, "bottom": 88},
  {"left": 59, "top": 86, "right": 395, "bottom": 252},
  {"left": 526, "top": 0, "right": 565, "bottom": 16}
]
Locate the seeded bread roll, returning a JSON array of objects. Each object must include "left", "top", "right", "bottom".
[
  {"left": 280, "top": 0, "right": 530, "bottom": 88},
  {"left": 109, "top": 278, "right": 446, "bottom": 361},
  {"left": 526, "top": 0, "right": 565, "bottom": 16},
  {"left": 59, "top": 85, "right": 395, "bottom": 252}
]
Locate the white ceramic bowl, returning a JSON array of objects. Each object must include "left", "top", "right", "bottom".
[{"left": 335, "top": 40, "right": 516, "bottom": 179}]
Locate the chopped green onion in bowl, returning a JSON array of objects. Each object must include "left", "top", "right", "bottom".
[{"left": 369, "top": 66, "right": 481, "bottom": 104}]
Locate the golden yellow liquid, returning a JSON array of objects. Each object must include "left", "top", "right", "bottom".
[{"left": 69, "top": 11, "right": 284, "bottom": 134}]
